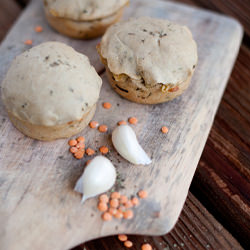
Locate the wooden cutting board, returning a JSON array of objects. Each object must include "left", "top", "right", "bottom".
[{"left": 0, "top": 0, "right": 242, "bottom": 249}]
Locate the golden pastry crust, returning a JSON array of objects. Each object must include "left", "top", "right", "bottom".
[{"left": 7, "top": 105, "right": 96, "bottom": 141}]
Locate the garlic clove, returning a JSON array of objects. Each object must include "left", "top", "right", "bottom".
[
  {"left": 112, "top": 125, "right": 152, "bottom": 165},
  {"left": 74, "top": 156, "right": 116, "bottom": 203}
]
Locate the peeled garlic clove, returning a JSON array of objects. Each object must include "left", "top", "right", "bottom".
[
  {"left": 112, "top": 125, "right": 151, "bottom": 165},
  {"left": 74, "top": 156, "right": 116, "bottom": 203}
]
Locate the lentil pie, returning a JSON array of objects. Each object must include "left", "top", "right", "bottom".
[
  {"left": 1, "top": 42, "right": 102, "bottom": 140},
  {"left": 97, "top": 17, "right": 198, "bottom": 104},
  {"left": 43, "top": 0, "right": 129, "bottom": 39}
]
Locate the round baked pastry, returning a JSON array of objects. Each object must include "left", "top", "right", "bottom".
[
  {"left": 43, "top": 0, "right": 129, "bottom": 39},
  {"left": 97, "top": 17, "right": 198, "bottom": 104},
  {"left": 1, "top": 42, "right": 102, "bottom": 140}
]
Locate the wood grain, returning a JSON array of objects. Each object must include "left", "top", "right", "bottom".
[
  {"left": 0, "top": 0, "right": 243, "bottom": 249},
  {"left": 175, "top": 0, "right": 250, "bottom": 38},
  {"left": 0, "top": 0, "right": 21, "bottom": 41},
  {"left": 77, "top": 193, "right": 243, "bottom": 250},
  {"left": 190, "top": 43, "right": 250, "bottom": 247}
]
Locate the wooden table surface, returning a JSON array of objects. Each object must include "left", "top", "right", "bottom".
[{"left": 0, "top": 0, "right": 249, "bottom": 249}]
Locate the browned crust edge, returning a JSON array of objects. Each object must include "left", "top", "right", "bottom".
[
  {"left": 7, "top": 104, "right": 96, "bottom": 141},
  {"left": 44, "top": 6, "right": 125, "bottom": 39},
  {"left": 97, "top": 44, "right": 194, "bottom": 104}
]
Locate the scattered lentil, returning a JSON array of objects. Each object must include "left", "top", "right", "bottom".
[
  {"left": 24, "top": 39, "right": 32, "bottom": 45},
  {"left": 114, "top": 211, "right": 123, "bottom": 219},
  {"left": 99, "top": 194, "right": 109, "bottom": 203},
  {"left": 74, "top": 151, "right": 84, "bottom": 159},
  {"left": 161, "top": 126, "right": 169, "bottom": 134},
  {"left": 123, "top": 210, "right": 133, "bottom": 219},
  {"left": 76, "top": 142, "right": 85, "bottom": 149},
  {"left": 35, "top": 26, "right": 43, "bottom": 32},
  {"left": 68, "top": 139, "right": 77, "bottom": 146},
  {"left": 128, "top": 117, "right": 138, "bottom": 125},
  {"left": 77, "top": 136, "right": 85, "bottom": 142},
  {"left": 117, "top": 120, "right": 127, "bottom": 126},
  {"left": 118, "top": 234, "right": 128, "bottom": 242},
  {"left": 124, "top": 240, "right": 133, "bottom": 248},
  {"left": 109, "top": 207, "right": 118, "bottom": 215},
  {"left": 86, "top": 148, "right": 95, "bottom": 156},
  {"left": 110, "top": 198, "right": 119, "bottom": 208},
  {"left": 102, "top": 212, "right": 112, "bottom": 221},
  {"left": 89, "top": 120, "right": 99, "bottom": 128},
  {"left": 99, "top": 146, "right": 109, "bottom": 154},
  {"left": 70, "top": 147, "right": 78, "bottom": 154},
  {"left": 138, "top": 190, "right": 148, "bottom": 199},
  {"left": 131, "top": 197, "right": 139, "bottom": 206},
  {"left": 120, "top": 195, "right": 128, "bottom": 204},
  {"left": 125, "top": 200, "right": 133, "bottom": 209},
  {"left": 98, "top": 202, "right": 108, "bottom": 212},
  {"left": 111, "top": 191, "right": 121, "bottom": 199},
  {"left": 98, "top": 124, "right": 108, "bottom": 133},
  {"left": 103, "top": 102, "right": 112, "bottom": 109},
  {"left": 141, "top": 243, "right": 152, "bottom": 250}
]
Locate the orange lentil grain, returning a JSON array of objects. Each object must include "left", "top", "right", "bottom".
[
  {"left": 98, "top": 202, "right": 108, "bottom": 212},
  {"left": 138, "top": 190, "right": 148, "bottom": 199},
  {"left": 74, "top": 151, "right": 84, "bottom": 159},
  {"left": 131, "top": 197, "right": 139, "bottom": 206},
  {"left": 103, "top": 102, "right": 112, "bottom": 109},
  {"left": 128, "top": 117, "right": 138, "bottom": 125},
  {"left": 86, "top": 148, "right": 95, "bottom": 156},
  {"left": 111, "top": 191, "right": 121, "bottom": 199},
  {"left": 110, "top": 198, "right": 119, "bottom": 208},
  {"left": 124, "top": 240, "right": 133, "bottom": 248},
  {"left": 77, "top": 136, "right": 85, "bottom": 142},
  {"left": 70, "top": 147, "right": 78, "bottom": 154},
  {"left": 76, "top": 142, "right": 85, "bottom": 149},
  {"left": 120, "top": 195, "right": 128, "bottom": 204},
  {"left": 108, "top": 207, "right": 117, "bottom": 215},
  {"left": 123, "top": 210, "right": 133, "bottom": 219},
  {"left": 68, "top": 139, "right": 77, "bottom": 146},
  {"left": 118, "top": 206, "right": 125, "bottom": 213},
  {"left": 118, "top": 234, "right": 128, "bottom": 242},
  {"left": 35, "top": 26, "right": 43, "bottom": 32},
  {"left": 99, "top": 146, "right": 109, "bottom": 154},
  {"left": 141, "top": 243, "right": 152, "bottom": 250},
  {"left": 117, "top": 120, "right": 127, "bottom": 126},
  {"left": 161, "top": 126, "right": 169, "bottom": 134},
  {"left": 99, "top": 194, "right": 109, "bottom": 203},
  {"left": 24, "top": 39, "right": 33, "bottom": 45},
  {"left": 168, "top": 86, "right": 179, "bottom": 92},
  {"left": 79, "top": 148, "right": 85, "bottom": 153},
  {"left": 89, "top": 120, "right": 99, "bottom": 128},
  {"left": 114, "top": 211, "right": 123, "bottom": 219},
  {"left": 102, "top": 212, "right": 112, "bottom": 221},
  {"left": 98, "top": 124, "right": 108, "bottom": 133},
  {"left": 125, "top": 200, "right": 133, "bottom": 209}
]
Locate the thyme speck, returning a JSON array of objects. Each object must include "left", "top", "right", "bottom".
[{"left": 50, "top": 62, "right": 59, "bottom": 67}]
